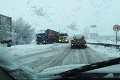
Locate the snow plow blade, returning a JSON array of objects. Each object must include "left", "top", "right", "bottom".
[{"left": 52, "top": 57, "right": 120, "bottom": 78}]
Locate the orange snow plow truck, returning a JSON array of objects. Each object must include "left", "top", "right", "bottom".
[{"left": 71, "top": 36, "right": 87, "bottom": 49}]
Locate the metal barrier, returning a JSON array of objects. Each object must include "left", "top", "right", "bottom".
[{"left": 87, "top": 42, "right": 120, "bottom": 49}]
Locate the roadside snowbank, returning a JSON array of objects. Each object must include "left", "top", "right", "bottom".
[
  {"left": 88, "top": 44, "right": 120, "bottom": 59},
  {"left": 87, "top": 39, "right": 120, "bottom": 59},
  {"left": 0, "top": 46, "right": 38, "bottom": 80},
  {"left": 87, "top": 39, "right": 120, "bottom": 45}
]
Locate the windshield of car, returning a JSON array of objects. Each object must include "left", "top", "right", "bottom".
[{"left": 0, "top": 0, "right": 120, "bottom": 80}]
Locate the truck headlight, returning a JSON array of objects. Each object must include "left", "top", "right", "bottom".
[
  {"left": 84, "top": 38, "right": 86, "bottom": 41},
  {"left": 59, "top": 40, "right": 61, "bottom": 41},
  {"left": 84, "top": 44, "right": 87, "bottom": 46},
  {"left": 65, "top": 40, "right": 68, "bottom": 41}
]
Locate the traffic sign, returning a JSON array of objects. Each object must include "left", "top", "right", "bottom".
[
  {"left": 113, "top": 24, "right": 120, "bottom": 45},
  {"left": 113, "top": 25, "right": 120, "bottom": 32}
]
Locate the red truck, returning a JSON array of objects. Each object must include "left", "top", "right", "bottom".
[{"left": 36, "top": 29, "right": 59, "bottom": 44}]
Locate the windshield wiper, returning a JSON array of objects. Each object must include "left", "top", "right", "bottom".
[
  {"left": 52, "top": 57, "right": 120, "bottom": 78},
  {"left": 0, "top": 67, "right": 16, "bottom": 80}
]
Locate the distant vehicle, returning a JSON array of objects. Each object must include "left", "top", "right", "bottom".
[
  {"left": 36, "top": 29, "right": 59, "bottom": 44},
  {"left": 36, "top": 33, "right": 46, "bottom": 44},
  {"left": 58, "top": 33, "right": 69, "bottom": 43},
  {"left": 71, "top": 36, "right": 87, "bottom": 49},
  {"left": 0, "top": 14, "right": 12, "bottom": 47}
]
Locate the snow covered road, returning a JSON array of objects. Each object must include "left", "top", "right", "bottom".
[
  {"left": 62, "top": 47, "right": 107, "bottom": 65},
  {"left": 12, "top": 43, "right": 107, "bottom": 75}
]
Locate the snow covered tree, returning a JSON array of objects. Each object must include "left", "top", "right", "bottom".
[{"left": 12, "top": 18, "right": 35, "bottom": 45}]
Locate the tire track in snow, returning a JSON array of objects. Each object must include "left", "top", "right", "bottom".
[
  {"left": 62, "top": 49, "right": 78, "bottom": 65},
  {"left": 33, "top": 46, "right": 72, "bottom": 73},
  {"left": 15, "top": 48, "right": 57, "bottom": 60},
  {"left": 15, "top": 43, "right": 62, "bottom": 60},
  {"left": 15, "top": 45, "right": 66, "bottom": 67},
  {"left": 85, "top": 47, "right": 107, "bottom": 63},
  {"left": 15, "top": 44, "right": 107, "bottom": 75},
  {"left": 15, "top": 49, "right": 59, "bottom": 66},
  {"left": 62, "top": 47, "right": 107, "bottom": 65},
  {"left": 21, "top": 46, "right": 107, "bottom": 73},
  {"left": 16, "top": 45, "right": 70, "bottom": 73}
]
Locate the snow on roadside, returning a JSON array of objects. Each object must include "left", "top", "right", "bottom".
[
  {"left": 0, "top": 46, "right": 38, "bottom": 79},
  {"left": 87, "top": 39, "right": 120, "bottom": 59},
  {"left": 88, "top": 44, "right": 120, "bottom": 59},
  {"left": 87, "top": 39, "right": 120, "bottom": 45},
  {"left": 0, "top": 46, "right": 15, "bottom": 69}
]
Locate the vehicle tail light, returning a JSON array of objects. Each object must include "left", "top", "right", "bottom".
[
  {"left": 84, "top": 38, "right": 86, "bottom": 41},
  {"left": 84, "top": 44, "right": 87, "bottom": 46}
]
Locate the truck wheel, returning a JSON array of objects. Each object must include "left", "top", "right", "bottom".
[
  {"left": 7, "top": 43, "right": 11, "bottom": 47},
  {"left": 71, "top": 46, "right": 73, "bottom": 49},
  {"left": 83, "top": 46, "right": 87, "bottom": 49},
  {"left": 81, "top": 46, "right": 85, "bottom": 49},
  {"left": 37, "top": 42, "right": 40, "bottom": 44}
]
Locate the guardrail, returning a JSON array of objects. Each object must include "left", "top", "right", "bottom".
[{"left": 87, "top": 42, "right": 120, "bottom": 49}]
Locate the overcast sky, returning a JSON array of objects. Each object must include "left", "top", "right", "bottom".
[{"left": 0, "top": 0, "right": 120, "bottom": 36}]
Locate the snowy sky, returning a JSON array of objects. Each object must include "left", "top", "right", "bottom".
[{"left": 0, "top": 0, "right": 120, "bottom": 36}]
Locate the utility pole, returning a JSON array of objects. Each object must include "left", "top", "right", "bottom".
[{"left": 116, "top": 32, "right": 117, "bottom": 44}]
